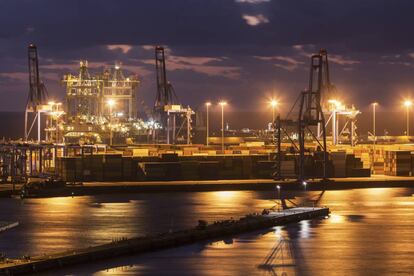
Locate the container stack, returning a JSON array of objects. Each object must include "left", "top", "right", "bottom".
[
  {"left": 331, "top": 151, "right": 346, "bottom": 178},
  {"left": 280, "top": 160, "right": 296, "bottom": 178},
  {"left": 102, "top": 154, "right": 123, "bottom": 181},
  {"left": 384, "top": 150, "right": 411, "bottom": 176}
]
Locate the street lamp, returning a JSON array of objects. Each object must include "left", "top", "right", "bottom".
[
  {"left": 276, "top": 185, "right": 281, "bottom": 211},
  {"left": 205, "top": 102, "right": 211, "bottom": 146},
  {"left": 404, "top": 100, "right": 412, "bottom": 136},
  {"left": 107, "top": 99, "right": 116, "bottom": 146},
  {"left": 276, "top": 185, "right": 281, "bottom": 198},
  {"left": 269, "top": 99, "right": 278, "bottom": 124},
  {"left": 372, "top": 102, "right": 378, "bottom": 168},
  {"left": 372, "top": 102, "right": 378, "bottom": 140},
  {"left": 219, "top": 101, "right": 227, "bottom": 152}
]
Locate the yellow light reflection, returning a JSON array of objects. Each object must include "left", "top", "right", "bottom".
[
  {"left": 274, "top": 226, "right": 283, "bottom": 239},
  {"left": 365, "top": 188, "right": 389, "bottom": 196},
  {"left": 214, "top": 191, "right": 239, "bottom": 201},
  {"left": 329, "top": 213, "right": 345, "bottom": 224},
  {"left": 299, "top": 220, "right": 310, "bottom": 238}
]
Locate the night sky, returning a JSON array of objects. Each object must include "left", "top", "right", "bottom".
[{"left": 2, "top": 0, "right": 414, "bottom": 117}]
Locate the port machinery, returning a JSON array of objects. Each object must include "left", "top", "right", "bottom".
[
  {"left": 24, "top": 44, "right": 50, "bottom": 142},
  {"left": 274, "top": 49, "right": 329, "bottom": 182},
  {"left": 274, "top": 49, "right": 361, "bottom": 182},
  {"left": 153, "top": 46, "right": 194, "bottom": 144}
]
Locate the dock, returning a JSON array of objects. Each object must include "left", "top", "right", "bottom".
[
  {"left": 7, "top": 175, "right": 414, "bottom": 198},
  {"left": 0, "top": 207, "right": 329, "bottom": 275}
]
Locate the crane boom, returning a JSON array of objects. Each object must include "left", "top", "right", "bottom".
[{"left": 27, "top": 44, "right": 47, "bottom": 109}]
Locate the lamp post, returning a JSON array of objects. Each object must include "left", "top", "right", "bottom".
[
  {"left": 205, "top": 102, "right": 211, "bottom": 146},
  {"left": 270, "top": 100, "right": 278, "bottom": 124},
  {"left": 107, "top": 99, "right": 116, "bottom": 146},
  {"left": 372, "top": 102, "right": 378, "bottom": 140},
  {"left": 276, "top": 185, "right": 281, "bottom": 211},
  {"left": 219, "top": 101, "right": 227, "bottom": 152},
  {"left": 372, "top": 102, "right": 378, "bottom": 170},
  {"left": 404, "top": 100, "right": 412, "bottom": 136}
]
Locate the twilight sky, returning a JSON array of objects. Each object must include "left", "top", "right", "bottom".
[{"left": 2, "top": 0, "right": 414, "bottom": 115}]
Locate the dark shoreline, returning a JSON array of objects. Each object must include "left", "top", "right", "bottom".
[{"left": 3, "top": 177, "right": 413, "bottom": 198}]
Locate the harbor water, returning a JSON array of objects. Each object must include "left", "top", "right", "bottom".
[{"left": 0, "top": 188, "right": 414, "bottom": 275}]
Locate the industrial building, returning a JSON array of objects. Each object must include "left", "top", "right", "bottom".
[{"left": 62, "top": 60, "right": 143, "bottom": 143}]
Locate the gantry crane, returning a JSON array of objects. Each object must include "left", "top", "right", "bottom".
[
  {"left": 298, "top": 52, "right": 328, "bottom": 180},
  {"left": 25, "top": 44, "right": 48, "bottom": 142},
  {"left": 154, "top": 46, "right": 177, "bottom": 118},
  {"left": 153, "top": 46, "right": 193, "bottom": 144},
  {"left": 275, "top": 49, "right": 330, "bottom": 181}
]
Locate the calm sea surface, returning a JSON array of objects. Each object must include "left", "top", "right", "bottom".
[{"left": 0, "top": 188, "right": 413, "bottom": 275}]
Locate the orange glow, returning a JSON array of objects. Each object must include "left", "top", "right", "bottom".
[
  {"left": 269, "top": 99, "right": 278, "bottom": 108},
  {"left": 107, "top": 99, "right": 116, "bottom": 107},
  {"left": 404, "top": 100, "right": 412, "bottom": 108}
]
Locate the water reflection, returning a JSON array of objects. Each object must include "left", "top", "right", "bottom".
[
  {"left": 328, "top": 214, "right": 345, "bottom": 224},
  {"left": 1, "top": 188, "right": 414, "bottom": 275}
]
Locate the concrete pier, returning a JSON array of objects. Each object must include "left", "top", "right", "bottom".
[
  {"left": 7, "top": 175, "right": 414, "bottom": 198},
  {"left": 0, "top": 207, "right": 329, "bottom": 275}
]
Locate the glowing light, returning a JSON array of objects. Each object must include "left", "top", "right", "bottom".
[
  {"left": 274, "top": 226, "right": 283, "bottom": 239},
  {"left": 404, "top": 100, "right": 412, "bottom": 108},
  {"left": 269, "top": 99, "right": 278, "bottom": 108},
  {"left": 276, "top": 185, "right": 281, "bottom": 190},
  {"left": 214, "top": 191, "right": 237, "bottom": 200},
  {"left": 299, "top": 220, "right": 310, "bottom": 238},
  {"left": 328, "top": 99, "right": 342, "bottom": 107},
  {"left": 219, "top": 101, "right": 227, "bottom": 106},
  {"left": 372, "top": 102, "right": 378, "bottom": 106},
  {"left": 205, "top": 102, "right": 212, "bottom": 106},
  {"left": 107, "top": 99, "right": 116, "bottom": 107},
  {"left": 329, "top": 214, "right": 345, "bottom": 224}
]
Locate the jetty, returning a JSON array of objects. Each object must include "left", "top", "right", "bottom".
[{"left": 0, "top": 207, "right": 329, "bottom": 275}]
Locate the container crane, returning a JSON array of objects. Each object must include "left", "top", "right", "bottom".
[
  {"left": 153, "top": 46, "right": 193, "bottom": 144},
  {"left": 154, "top": 46, "right": 177, "bottom": 119},
  {"left": 25, "top": 44, "right": 49, "bottom": 142},
  {"left": 275, "top": 49, "right": 329, "bottom": 181}
]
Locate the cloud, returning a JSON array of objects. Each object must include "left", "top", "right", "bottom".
[
  {"left": 107, "top": 44, "right": 133, "bottom": 54},
  {"left": 142, "top": 52, "right": 241, "bottom": 79},
  {"left": 254, "top": 55, "right": 304, "bottom": 71},
  {"left": 328, "top": 54, "right": 360, "bottom": 65},
  {"left": 242, "top": 14, "right": 269, "bottom": 26},
  {"left": 292, "top": 44, "right": 315, "bottom": 57},
  {"left": 0, "top": 72, "right": 27, "bottom": 82},
  {"left": 292, "top": 46, "right": 360, "bottom": 66},
  {"left": 235, "top": 0, "right": 270, "bottom": 3}
]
